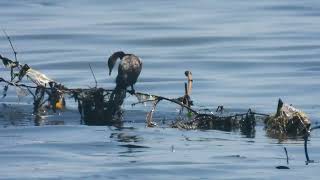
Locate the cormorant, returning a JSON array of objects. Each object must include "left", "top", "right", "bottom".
[{"left": 108, "top": 51, "right": 142, "bottom": 94}]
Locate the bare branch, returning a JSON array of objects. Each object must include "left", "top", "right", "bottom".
[
  {"left": 88, "top": 63, "right": 98, "bottom": 88},
  {"left": 2, "top": 29, "right": 18, "bottom": 62},
  {"left": 304, "top": 134, "right": 311, "bottom": 164},
  {"left": 284, "top": 147, "right": 289, "bottom": 165}
]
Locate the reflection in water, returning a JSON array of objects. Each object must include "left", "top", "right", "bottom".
[
  {"left": 182, "top": 135, "right": 234, "bottom": 142},
  {"left": 0, "top": 103, "right": 32, "bottom": 126},
  {"left": 119, "top": 144, "right": 150, "bottom": 149},
  {"left": 34, "top": 114, "right": 65, "bottom": 126},
  {"left": 34, "top": 114, "right": 45, "bottom": 126},
  {"left": 82, "top": 115, "right": 123, "bottom": 127},
  {"left": 0, "top": 103, "right": 65, "bottom": 127},
  {"left": 110, "top": 131, "right": 149, "bottom": 155},
  {"left": 118, "top": 144, "right": 150, "bottom": 155},
  {"left": 110, "top": 132, "right": 143, "bottom": 143}
]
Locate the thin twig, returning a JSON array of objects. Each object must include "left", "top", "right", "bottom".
[
  {"left": 2, "top": 29, "right": 18, "bottom": 62},
  {"left": 250, "top": 112, "right": 270, "bottom": 117},
  {"left": 27, "top": 87, "right": 35, "bottom": 98},
  {"left": 303, "top": 125, "right": 320, "bottom": 165},
  {"left": 284, "top": 147, "right": 289, "bottom": 165},
  {"left": 0, "top": 76, "right": 113, "bottom": 93},
  {"left": 131, "top": 99, "right": 157, "bottom": 106},
  {"left": 304, "top": 134, "right": 311, "bottom": 164},
  {"left": 311, "top": 125, "right": 320, "bottom": 131},
  {"left": 88, "top": 63, "right": 97, "bottom": 88}
]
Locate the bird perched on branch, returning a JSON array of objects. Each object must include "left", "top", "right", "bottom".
[
  {"left": 108, "top": 51, "right": 142, "bottom": 94},
  {"left": 106, "top": 51, "right": 142, "bottom": 120}
]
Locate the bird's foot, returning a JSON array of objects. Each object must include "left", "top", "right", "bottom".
[{"left": 128, "top": 89, "right": 136, "bottom": 95}]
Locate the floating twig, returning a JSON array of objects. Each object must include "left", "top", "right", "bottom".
[{"left": 304, "top": 134, "right": 312, "bottom": 165}]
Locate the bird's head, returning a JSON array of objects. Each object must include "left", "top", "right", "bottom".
[{"left": 108, "top": 51, "right": 126, "bottom": 75}]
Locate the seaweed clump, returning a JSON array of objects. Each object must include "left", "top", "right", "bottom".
[
  {"left": 73, "top": 87, "right": 126, "bottom": 126},
  {"left": 171, "top": 109, "right": 255, "bottom": 131},
  {"left": 265, "top": 99, "right": 311, "bottom": 138},
  {"left": 170, "top": 108, "right": 261, "bottom": 138}
]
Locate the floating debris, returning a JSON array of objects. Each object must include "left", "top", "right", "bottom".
[
  {"left": 0, "top": 39, "right": 313, "bottom": 140},
  {"left": 135, "top": 93, "right": 157, "bottom": 104},
  {"left": 26, "top": 68, "right": 53, "bottom": 86},
  {"left": 15, "top": 86, "right": 29, "bottom": 100},
  {"left": 170, "top": 108, "right": 261, "bottom": 136},
  {"left": 265, "top": 99, "right": 311, "bottom": 138}
]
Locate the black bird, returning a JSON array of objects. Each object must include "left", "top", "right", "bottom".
[{"left": 108, "top": 51, "right": 142, "bottom": 94}]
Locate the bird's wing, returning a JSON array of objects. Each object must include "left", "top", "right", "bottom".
[
  {"left": 119, "top": 55, "right": 141, "bottom": 73},
  {"left": 116, "top": 55, "right": 142, "bottom": 87},
  {"left": 118, "top": 56, "right": 129, "bottom": 75},
  {"left": 129, "top": 55, "right": 142, "bottom": 73}
]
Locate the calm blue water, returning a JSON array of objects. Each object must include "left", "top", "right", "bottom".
[{"left": 0, "top": 0, "right": 320, "bottom": 179}]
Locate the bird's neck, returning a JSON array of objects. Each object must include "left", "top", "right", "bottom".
[
  {"left": 116, "top": 52, "right": 127, "bottom": 60},
  {"left": 120, "top": 53, "right": 131, "bottom": 60}
]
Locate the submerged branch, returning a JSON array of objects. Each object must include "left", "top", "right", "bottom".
[
  {"left": 303, "top": 125, "right": 320, "bottom": 165},
  {"left": 304, "top": 134, "right": 311, "bottom": 164}
]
